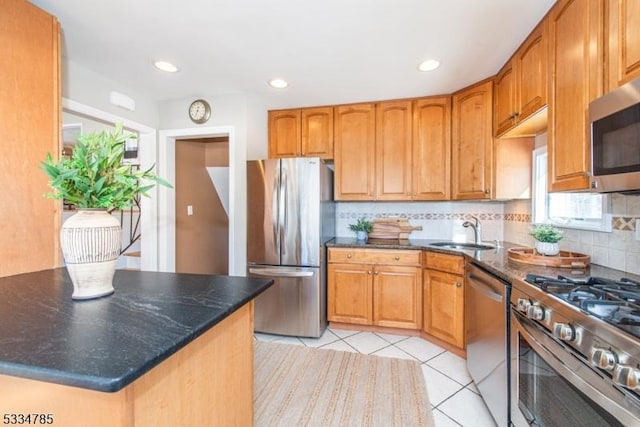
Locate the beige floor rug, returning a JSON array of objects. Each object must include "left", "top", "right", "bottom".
[{"left": 254, "top": 341, "right": 435, "bottom": 427}]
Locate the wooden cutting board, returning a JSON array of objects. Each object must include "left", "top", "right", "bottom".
[
  {"left": 368, "top": 217, "right": 422, "bottom": 240},
  {"left": 508, "top": 247, "right": 590, "bottom": 268}
]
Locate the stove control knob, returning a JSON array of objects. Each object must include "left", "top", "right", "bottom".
[
  {"left": 516, "top": 298, "right": 531, "bottom": 313},
  {"left": 590, "top": 348, "right": 617, "bottom": 371},
  {"left": 526, "top": 305, "right": 545, "bottom": 321},
  {"left": 553, "top": 323, "right": 575, "bottom": 342},
  {"left": 613, "top": 365, "right": 640, "bottom": 391}
]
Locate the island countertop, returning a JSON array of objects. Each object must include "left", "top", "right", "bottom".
[{"left": 0, "top": 268, "right": 273, "bottom": 392}]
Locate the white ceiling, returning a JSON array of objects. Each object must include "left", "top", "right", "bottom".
[{"left": 31, "top": 0, "right": 555, "bottom": 110}]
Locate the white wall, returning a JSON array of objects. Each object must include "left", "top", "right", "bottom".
[
  {"left": 62, "top": 59, "right": 160, "bottom": 127},
  {"left": 157, "top": 94, "right": 268, "bottom": 275}
]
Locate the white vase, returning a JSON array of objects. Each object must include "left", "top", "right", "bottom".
[
  {"left": 535, "top": 241, "right": 560, "bottom": 256},
  {"left": 60, "top": 209, "right": 122, "bottom": 300},
  {"left": 356, "top": 231, "right": 368, "bottom": 241}
]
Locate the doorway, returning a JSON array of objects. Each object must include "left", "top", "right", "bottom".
[
  {"left": 175, "top": 137, "right": 229, "bottom": 274},
  {"left": 157, "top": 125, "right": 242, "bottom": 275},
  {"left": 61, "top": 98, "right": 159, "bottom": 271}
]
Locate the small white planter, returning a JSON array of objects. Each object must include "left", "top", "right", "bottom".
[
  {"left": 356, "top": 231, "right": 368, "bottom": 241},
  {"left": 60, "top": 209, "right": 122, "bottom": 300},
  {"left": 535, "top": 241, "right": 560, "bottom": 256}
]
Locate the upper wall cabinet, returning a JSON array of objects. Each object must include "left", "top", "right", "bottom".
[
  {"left": 268, "top": 107, "right": 333, "bottom": 159},
  {"left": 547, "top": 0, "right": 604, "bottom": 192},
  {"left": 334, "top": 98, "right": 452, "bottom": 202},
  {"left": 0, "top": 0, "right": 61, "bottom": 277},
  {"left": 334, "top": 103, "right": 376, "bottom": 200},
  {"left": 375, "top": 100, "right": 413, "bottom": 200},
  {"left": 606, "top": 0, "right": 640, "bottom": 91},
  {"left": 494, "top": 19, "right": 549, "bottom": 138},
  {"left": 451, "top": 80, "right": 494, "bottom": 200},
  {"left": 412, "top": 97, "right": 451, "bottom": 200}
]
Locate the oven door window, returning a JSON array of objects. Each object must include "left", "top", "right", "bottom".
[
  {"left": 592, "top": 103, "right": 640, "bottom": 176},
  {"left": 517, "top": 332, "right": 624, "bottom": 427}
]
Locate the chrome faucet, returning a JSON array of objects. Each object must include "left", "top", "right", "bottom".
[{"left": 462, "top": 216, "right": 482, "bottom": 244}]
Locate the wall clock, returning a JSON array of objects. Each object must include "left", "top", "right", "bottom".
[{"left": 188, "top": 99, "right": 211, "bottom": 124}]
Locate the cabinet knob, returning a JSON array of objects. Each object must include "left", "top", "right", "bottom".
[
  {"left": 347, "top": 253, "right": 352, "bottom": 259},
  {"left": 455, "top": 282, "right": 462, "bottom": 288},
  {"left": 484, "top": 190, "right": 490, "bottom": 195},
  {"left": 374, "top": 271, "right": 379, "bottom": 275},
  {"left": 394, "top": 256, "right": 400, "bottom": 261},
  {"left": 367, "top": 270, "right": 372, "bottom": 275}
]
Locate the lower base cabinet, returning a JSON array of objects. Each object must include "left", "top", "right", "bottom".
[
  {"left": 327, "top": 248, "right": 422, "bottom": 330},
  {"left": 423, "top": 252, "right": 465, "bottom": 349}
]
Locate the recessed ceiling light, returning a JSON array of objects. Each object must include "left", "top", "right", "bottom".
[
  {"left": 153, "top": 60, "right": 179, "bottom": 73},
  {"left": 418, "top": 59, "right": 440, "bottom": 72},
  {"left": 268, "top": 78, "right": 288, "bottom": 89}
]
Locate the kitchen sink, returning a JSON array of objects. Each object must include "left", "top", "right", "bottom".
[{"left": 430, "top": 241, "right": 495, "bottom": 250}]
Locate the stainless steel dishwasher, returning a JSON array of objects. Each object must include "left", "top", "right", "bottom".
[{"left": 465, "top": 262, "right": 510, "bottom": 427}]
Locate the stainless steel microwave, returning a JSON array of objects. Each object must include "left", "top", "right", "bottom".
[{"left": 590, "top": 76, "right": 640, "bottom": 193}]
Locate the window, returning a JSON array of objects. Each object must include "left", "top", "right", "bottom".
[{"left": 532, "top": 147, "right": 612, "bottom": 232}]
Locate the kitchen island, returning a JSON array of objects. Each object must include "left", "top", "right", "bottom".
[{"left": 0, "top": 268, "right": 273, "bottom": 427}]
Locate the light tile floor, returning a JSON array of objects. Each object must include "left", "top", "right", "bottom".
[{"left": 255, "top": 327, "right": 498, "bottom": 427}]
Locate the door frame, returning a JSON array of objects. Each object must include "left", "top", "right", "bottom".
[{"left": 158, "top": 126, "right": 240, "bottom": 274}]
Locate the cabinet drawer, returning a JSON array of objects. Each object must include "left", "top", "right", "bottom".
[
  {"left": 328, "top": 248, "right": 421, "bottom": 266},
  {"left": 423, "top": 251, "right": 464, "bottom": 274}
]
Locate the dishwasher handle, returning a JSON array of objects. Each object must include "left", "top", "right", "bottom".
[
  {"left": 249, "top": 267, "right": 313, "bottom": 278},
  {"left": 467, "top": 271, "right": 505, "bottom": 303}
]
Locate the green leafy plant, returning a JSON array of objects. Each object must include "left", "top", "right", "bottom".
[
  {"left": 348, "top": 218, "right": 373, "bottom": 233},
  {"left": 41, "top": 123, "right": 172, "bottom": 210},
  {"left": 530, "top": 224, "right": 563, "bottom": 243}
]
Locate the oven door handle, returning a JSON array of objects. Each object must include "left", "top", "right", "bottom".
[{"left": 512, "top": 311, "right": 640, "bottom": 425}]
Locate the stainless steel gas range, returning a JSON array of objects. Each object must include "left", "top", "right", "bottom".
[{"left": 510, "top": 273, "right": 640, "bottom": 426}]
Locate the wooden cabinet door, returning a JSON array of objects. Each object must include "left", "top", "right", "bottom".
[
  {"left": 607, "top": 0, "right": 640, "bottom": 90},
  {"left": 0, "top": 0, "right": 60, "bottom": 277},
  {"left": 548, "top": 0, "right": 603, "bottom": 192},
  {"left": 412, "top": 97, "right": 451, "bottom": 200},
  {"left": 268, "top": 109, "right": 301, "bottom": 158},
  {"left": 373, "top": 265, "right": 422, "bottom": 330},
  {"left": 334, "top": 103, "right": 376, "bottom": 200},
  {"left": 301, "top": 106, "right": 333, "bottom": 159},
  {"left": 327, "top": 263, "right": 373, "bottom": 325},
  {"left": 516, "top": 20, "right": 548, "bottom": 120},
  {"left": 451, "top": 80, "right": 493, "bottom": 200},
  {"left": 423, "top": 269, "right": 465, "bottom": 348},
  {"left": 375, "top": 100, "right": 412, "bottom": 200},
  {"left": 494, "top": 61, "right": 516, "bottom": 136}
]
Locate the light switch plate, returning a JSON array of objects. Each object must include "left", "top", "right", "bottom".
[{"left": 187, "top": 205, "right": 193, "bottom": 216}]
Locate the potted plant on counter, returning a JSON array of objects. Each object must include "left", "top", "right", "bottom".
[
  {"left": 41, "top": 123, "right": 172, "bottom": 300},
  {"left": 530, "top": 224, "right": 563, "bottom": 256},
  {"left": 349, "top": 218, "right": 373, "bottom": 241}
]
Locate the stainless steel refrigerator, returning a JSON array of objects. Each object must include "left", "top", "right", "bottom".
[{"left": 247, "top": 157, "right": 335, "bottom": 338}]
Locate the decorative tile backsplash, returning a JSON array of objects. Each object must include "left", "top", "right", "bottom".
[
  {"left": 336, "top": 201, "right": 506, "bottom": 242},
  {"left": 503, "top": 195, "right": 640, "bottom": 275},
  {"left": 336, "top": 193, "right": 640, "bottom": 275}
]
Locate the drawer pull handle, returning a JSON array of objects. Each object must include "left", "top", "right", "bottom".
[
  {"left": 455, "top": 282, "right": 462, "bottom": 288},
  {"left": 347, "top": 253, "right": 352, "bottom": 259}
]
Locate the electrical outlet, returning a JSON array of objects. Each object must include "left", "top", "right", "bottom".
[
  {"left": 187, "top": 205, "right": 193, "bottom": 216},
  {"left": 636, "top": 219, "right": 640, "bottom": 241}
]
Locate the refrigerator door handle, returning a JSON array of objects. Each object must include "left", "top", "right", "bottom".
[
  {"left": 249, "top": 268, "right": 313, "bottom": 278},
  {"left": 282, "top": 169, "right": 288, "bottom": 250},
  {"left": 272, "top": 170, "right": 279, "bottom": 254}
]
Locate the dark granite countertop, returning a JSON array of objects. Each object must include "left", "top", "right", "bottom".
[
  {"left": 328, "top": 237, "right": 640, "bottom": 284},
  {"left": 0, "top": 268, "right": 273, "bottom": 392}
]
